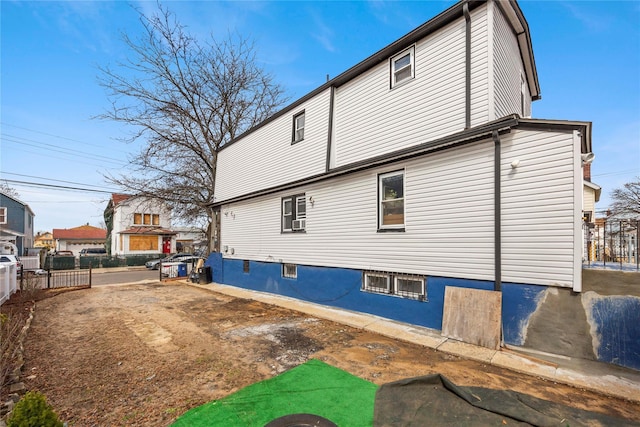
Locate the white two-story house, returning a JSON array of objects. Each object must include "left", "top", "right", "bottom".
[
  {"left": 105, "top": 193, "right": 176, "bottom": 256},
  {"left": 207, "top": 0, "right": 595, "bottom": 354}
]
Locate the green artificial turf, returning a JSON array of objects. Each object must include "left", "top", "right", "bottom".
[{"left": 171, "top": 359, "right": 378, "bottom": 427}]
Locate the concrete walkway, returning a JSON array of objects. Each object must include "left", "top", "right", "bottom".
[{"left": 186, "top": 280, "right": 640, "bottom": 404}]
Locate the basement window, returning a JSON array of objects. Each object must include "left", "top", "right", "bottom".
[
  {"left": 282, "top": 263, "right": 297, "bottom": 279},
  {"left": 363, "top": 272, "right": 391, "bottom": 294},
  {"left": 363, "top": 271, "right": 426, "bottom": 301},
  {"left": 394, "top": 275, "right": 425, "bottom": 300}
]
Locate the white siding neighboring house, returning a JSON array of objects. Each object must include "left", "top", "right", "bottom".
[
  {"left": 52, "top": 224, "right": 107, "bottom": 256},
  {"left": 174, "top": 227, "right": 207, "bottom": 254},
  {"left": 105, "top": 194, "right": 176, "bottom": 256},
  {"left": 583, "top": 181, "right": 601, "bottom": 224},
  {"left": 207, "top": 0, "right": 598, "bottom": 357},
  {"left": 582, "top": 171, "right": 601, "bottom": 263}
]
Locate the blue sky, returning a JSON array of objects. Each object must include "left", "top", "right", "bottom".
[{"left": 1, "top": 1, "right": 639, "bottom": 232}]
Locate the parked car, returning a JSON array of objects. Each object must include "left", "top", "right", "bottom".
[
  {"left": 80, "top": 248, "right": 107, "bottom": 256},
  {"left": 52, "top": 251, "right": 74, "bottom": 256},
  {"left": 1, "top": 254, "right": 47, "bottom": 276},
  {"left": 145, "top": 253, "right": 193, "bottom": 270},
  {"left": 0, "top": 254, "right": 21, "bottom": 275}
]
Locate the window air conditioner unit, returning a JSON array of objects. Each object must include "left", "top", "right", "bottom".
[{"left": 292, "top": 219, "right": 306, "bottom": 230}]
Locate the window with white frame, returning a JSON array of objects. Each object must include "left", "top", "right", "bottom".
[
  {"left": 282, "top": 194, "right": 306, "bottom": 232},
  {"left": 282, "top": 263, "right": 297, "bottom": 279},
  {"left": 379, "top": 170, "right": 405, "bottom": 230},
  {"left": 0, "top": 207, "right": 6, "bottom": 224},
  {"left": 292, "top": 111, "right": 305, "bottom": 143},
  {"left": 364, "top": 272, "right": 391, "bottom": 294},
  {"left": 390, "top": 46, "right": 415, "bottom": 88},
  {"left": 363, "top": 271, "right": 426, "bottom": 301},
  {"left": 394, "top": 275, "right": 425, "bottom": 299}
]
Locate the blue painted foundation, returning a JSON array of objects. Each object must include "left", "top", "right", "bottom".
[
  {"left": 205, "top": 254, "right": 640, "bottom": 371},
  {"left": 210, "top": 255, "right": 499, "bottom": 331},
  {"left": 588, "top": 295, "right": 640, "bottom": 371},
  {"left": 501, "top": 283, "right": 547, "bottom": 346}
]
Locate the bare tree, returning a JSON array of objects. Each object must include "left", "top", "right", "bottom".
[
  {"left": 97, "top": 4, "right": 287, "bottom": 250},
  {"left": 0, "top": 182, "right": 20, "bottom": 199},
  {"left": 610, "top": 177, "right": 640, "bottom": 217}
]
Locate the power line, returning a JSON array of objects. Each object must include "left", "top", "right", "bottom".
[
  {"left": 2, "top": 179, "right": 118, "bottom": 194},
  {"left": 593, "top": 170, "right": 639, "bottom": 178},
  {"left": 2, "top": 134, "right": 127, "bottom": 166},
  {"left": 0, "top": 121, "right": 129, "bottom": 150},
  {"left": 1, "top": 172, "right": 116, "bottom": 190},
  {"left": 4, "top": 144, "right": 127, "bottom": 171}
]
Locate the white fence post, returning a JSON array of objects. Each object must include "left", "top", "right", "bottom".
[{"left": 0, "top": 264, "right": 17, "bottom": 305}]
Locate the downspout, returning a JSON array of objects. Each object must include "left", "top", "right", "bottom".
[
  {"left": 326, "top": 86, "right": 335, "bottom": 172},
  {"left": 463, "top": 2, "right": 471, "bottom": 129},
  {"left": 493, "top": 130, "right": 502, "bottom": 291}
]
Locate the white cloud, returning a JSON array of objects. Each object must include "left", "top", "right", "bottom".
[
  {"left": 562, "top": 2, "right": 612, "bottom": 32},
  {"left": 309, "top": 12, "right": 336, "bottom": 53}
]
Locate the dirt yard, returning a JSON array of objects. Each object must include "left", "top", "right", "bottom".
[{"left": 6, "top": 282, "right": 640, "bottom": 426}]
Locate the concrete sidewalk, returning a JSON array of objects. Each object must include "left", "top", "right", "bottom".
[
  {"left": 91, "top": 266, "right": 148, "bottom": 274},
  {"left": 186, "top": 280, "right": 640, "bottom": 404}
]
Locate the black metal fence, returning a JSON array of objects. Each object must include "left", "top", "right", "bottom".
[
  {"left": 583, "top": 218, "right": 639, "bottom": 271},
  {"left": 44, "top": 254, "right": 162, "bottom": 270},
  {"left": 20, "top": 267, "right": 92, "bottom": 290},
  {"left": 46, "top": 268, "right": 91, "bottom": 288}
]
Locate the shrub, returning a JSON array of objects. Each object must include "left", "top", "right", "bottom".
[
  {"left": 0, "top": 309, "right": 22, "bottom": 392},
  {"left": 7, "top": 391, "right": 63, "bottom": 427}
]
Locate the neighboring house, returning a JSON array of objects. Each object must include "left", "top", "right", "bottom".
[
  {"left": 104, "top": 194, "right": 176, "bottom": 255},
  {"left": 174, "top": 227, "right": 207, "bottom": 254},
  {"left": 582, "top": 162, "right": 601, "bottom": 225},
  {"left": 207, "top": 0, "right": 612, "bottom": 363},
  {"left": 0, "top": 190, "right": 35, "bottom": 255},
  {"left": 34, "top": 231, "right": 54, "bottom": 251},
  {"left": 582, "top": 162, "right": 601, "bottom": 261},
  {"left": 52, "top": 224, "right": 107, "bottom": 256}
]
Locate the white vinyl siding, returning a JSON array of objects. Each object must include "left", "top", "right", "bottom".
[
  {"left": 332, "top": 16, "right": 468, "bottom": 168},
  {"left": 501, "top": 129, "right": 577, "bottom": 287},
  {"left": 222, "top": 127, "right": 581, "bottom": 289},
  {"left": 493, "top": 5, "right": 530, "bottom": 119},
  {"left": 469, "top": 5, "right": 491, "bottom": 126},
  {"left": 221, "top": 140, "right": 496, "bottom": 282},
  {"left": 216, "top": 88, "right": 331, "bottom": 202}
]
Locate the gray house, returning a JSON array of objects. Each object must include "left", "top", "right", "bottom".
[{"left": 0, "top": 190, "right": 35, "bottom": 255}]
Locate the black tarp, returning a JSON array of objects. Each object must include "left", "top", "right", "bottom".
[{"left": 374, "top": 374, "right": 638, "bottom": 427}]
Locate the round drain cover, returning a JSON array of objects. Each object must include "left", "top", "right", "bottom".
[{"left": 264, "top": 413, "right": 338, "bottom": 427}]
